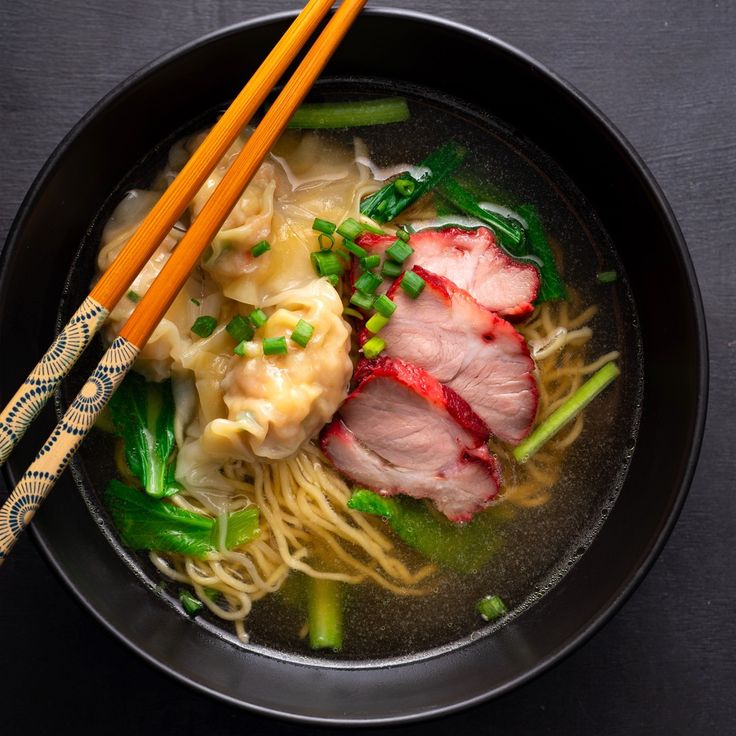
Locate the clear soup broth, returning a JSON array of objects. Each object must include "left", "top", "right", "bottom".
[{"left": 63, "top": 81, "right": 642, "bottom": 661}]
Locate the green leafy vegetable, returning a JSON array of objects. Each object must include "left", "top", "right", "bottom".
[
  {"left": 287, "top": 97, "right": 409, "bottom": 129},
  {"left": 513, "top": 361, "right": 620, "bottom": 463},
  {"left": 108, "top": 372, "right": 181, "bottom": 498},
  {"left": 360, "top": 141, "right": 467, "bottom": 223},
  {"left": 308, "top": 577, "right": 343, "bottom": 651},
  {"left": 180, "top": 590, "right": 204, "bottom": 616},
  {"left": 347, "top": 489, "right": 503, "bottom": 573},
  {"left": 516, "top": 204, "right": 567, "bottom": 302},
  {"left": 105, "top": 479, "right": 260, "bottom": 558},
  {"left": 437, "top": 178, "right": 526, "bottom": 251}
]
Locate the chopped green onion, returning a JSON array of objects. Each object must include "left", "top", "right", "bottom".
[
  {"left": 251, "top": 240, "right": 271, "bottom": 257},
  {"left": 337, "top": 218, "right": 365, "bottom": 241},
  {"left": 226, "top": 314, "right": 254, "bottom": 343},
  {"left": 597, "top": 270, "right": 618, "bottom": 283},
  {"left": 191, "top": 316, "right": 217, "bottom": 338},
  {"left": 127, "top": 290, "right": 141, "bottom": 303},
  {"left": 354, "top": 271, "right": 383, "bottom": 294},
  {"left": 291, "top": 319, "right": 314, "bottom": 348},
  {"left": 318, "top": 233, "right": 334, "bottom": 250},
  {"left": 262, "top": 336, "right": 288, "bottom": 356},
  {"left": 360, "top": 254, "right": 381, "bottom": 270},
  {"left": 311, "top": 251, "right": 344, "bottom": 277},
  {"left": 233, "top": 340, "right": 248, "bottom": 357},
  {"left": 400, "top": 271, "right": 426, "bottom": 298},
  {"left": 381, "top": 259, "right": 403, "bottom": 279},
  {"left": 394, "top": 178, "right": 416, "bottom": 196},
  {"left": 396, "top": 227, "right": 411, "bottom": 242},
  {"left": 342, "top": 239, "right": 368, "bottom": 258},
  {"left": 343, "top": 307, "right": 365, "bottom": 320},
  {"left": 477, "top": 595, "right": 507, "bottom": 622},
  {"left": 386, "top": 239, "right": 414, "bottom": 264},
  {"left": 313, "top": 217, "right": 336, "bottom": 235},
  {"left": 190, "top": 297, "right": 201, "bottom": 306},
  {"left": 349, "top": 291, "right": 374, "bottom": 310},
  {"left": 365, "top": 313, "right": 389, "bottom": 334},
  {"left": 249, "top": 308, "right": 268, "bottom": 328},
  {"left": 325, "top": 274, "right": 340, "bottom": 287},
  {"left": 513, "top": 362, "right": 620, "bottom": 463},
  {"left": 179, "top": 590, "right": 204, "bottom": 617},
  {"left": 359, "top": 218, "right": 385, "bottom": 235},
  {"left": 287, "top": 97, "right": 409, "bottom": 130},
  {"left": 362, "top": 336, "right": 386, "bottom": 359},
  {"left": 373, "top": 294, "right": 396, "bottom": 317}
]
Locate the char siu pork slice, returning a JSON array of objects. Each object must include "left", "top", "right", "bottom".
[
  {"left": 320, "top": 356, "right": 501, "bottom": 522},
  {"left": 362, "top": 266, "right": 538, "bottom": 444},
  {"left": 357, "top": 226, "right": 539, "bottom": 320}
]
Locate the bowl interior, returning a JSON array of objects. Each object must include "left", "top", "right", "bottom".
[{"left": 0, "top": 10, "right": 706, "bottom": 725}]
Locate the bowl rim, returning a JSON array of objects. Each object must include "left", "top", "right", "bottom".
[{"left": 0, "top": 6, "right": 709, "bottom": 725}]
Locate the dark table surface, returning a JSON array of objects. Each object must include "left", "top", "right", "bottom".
[{"left": 1, "top": 1, "right": 734, "bottom": 733}]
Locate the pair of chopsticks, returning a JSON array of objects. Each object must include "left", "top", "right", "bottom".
[{"left": 0, "top": 0, "right": 366, "bottom": 564}]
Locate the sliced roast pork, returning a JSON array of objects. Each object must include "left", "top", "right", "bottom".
[
  {"left": 320, "top": 356, "right": 501, "bottom": 522},
  {"left": 357, "top": 226, "right": 539, "bottom": 320},
  {"left": 361, "top": 266, "right": 538, "bottom": 444}
]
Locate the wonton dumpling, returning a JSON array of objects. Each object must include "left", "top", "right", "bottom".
[{"left": 201, "top": 279, "right": 352, "bottom": 460}]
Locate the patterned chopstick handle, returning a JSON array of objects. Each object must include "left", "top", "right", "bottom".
[
  {"left": 0, "top": 336, "right": 139, "bottom": 564},
  {"left": 0, "top": 296, "right": 109, "bottom": 467}
]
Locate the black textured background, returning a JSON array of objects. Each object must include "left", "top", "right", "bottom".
[{"left": 1, "top": 2, "right": 735, "bottom": 734}]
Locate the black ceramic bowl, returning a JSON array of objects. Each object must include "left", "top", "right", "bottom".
[{"left": 0, "top": 9, "right": 707, "bottom": 725}]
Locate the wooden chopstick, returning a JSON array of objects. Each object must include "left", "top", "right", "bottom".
[
  {"left": 0, "top": 0, "right": 335, "bottom": 468},
  {"left": 0, "top": 0, "right": 366, "bottom": 564}
]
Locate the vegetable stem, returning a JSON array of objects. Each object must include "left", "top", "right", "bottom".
[
  {"left": 287, "top": 97, "right": 409, "bottom": 129},
  {"left": 308, "top": 577, "right": 343, "bottom": 650},
  {"left": 513, "top": 361, "right": 620, "bottom": 463}
]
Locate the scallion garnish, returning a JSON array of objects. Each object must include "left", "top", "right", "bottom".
[
  {"left": 343, "top": 307, "right": 365, "bottom": 320},
  {"left": 395, "top": 227, "right": 411, "bottom": 242},
  {"left": 342, "top": 239, "right": 368, "bottom": 258},
  {"left": 354, "top": 271, "right": 383, "bottom": 294},
  {"left": 349, "top": 291, "right": 374, "bottom": 311},
  {"left": 291, "top": 319, "right": 315, "bottom": 348},
  {"left": 263, "top": 336, "right": 288, "bottom": 356},
  {"left": 373, "top": 294, "right": 396, "bottom": 317},
  {"left": 311, "top": 251, "right": 344, "bottom": 277},
  {"left": 249, "top": 308, "right": 268, "bottom": 328},
  {"left": 476, "top": 595, "right": 507, "bottom": 622},
  {"left": 381, "top": 259, "right": 403, "bottom": 279},
  {"left": 597, "top": 270, "right": 618, "bottom": 283},
  {"left": 365, "top": 313, "right": 389, "bottom": 334},
  {"left": 127, "top": 290, "right": 141, "bottom": 303},
  {"left": 325, "top": 274, "right": 340, "bottom": 287},
  {"left": 400, "top": 271, "right": 425, "bottom": 298},
  {"left": 191, "top": 316, "right": 217, "bottom": 338},
  {"left": 233, "top": 340, "right": 248, "bottom": 357},
  {"left": 337, "top": 218, "right": 365, "bottom": 241},
  {"left": 313, "top": 217, "right": 337, "bottom": 235},
  {"left": 393, "top": 178, "right": 416, "bottom": 197},
  {"left": 226, "top": 314, "right": 254, "bottom": 343},
  {"left": 190, "top": 297, "right": 201, "bottom": 306},
  {"left": 179, "top": 590, "right": 204, "bottom": 617},
  {"left": 360, "top": 254, "right": 381, "bottom": 270},
  {"left": 362, "top": 335, "right": 386, "bottom": 359},
  {"left": 318, "top": 233, "right": 334, "bottom": 250},
  {"left": 251, "top": 240, "right": 271, "bottom": 258},
  {"left": 386, "top": 239, "right": 414, "bottom": 264}
]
